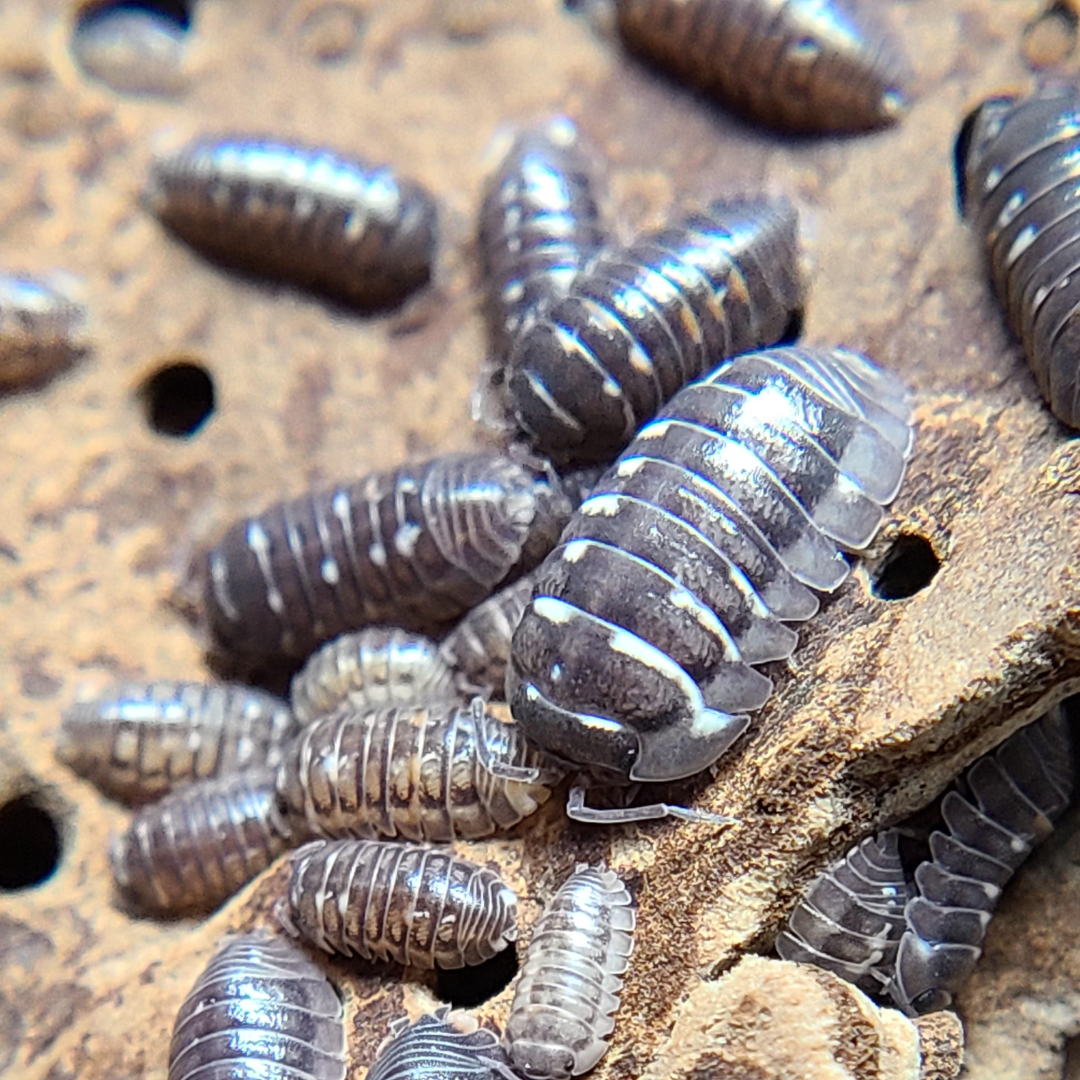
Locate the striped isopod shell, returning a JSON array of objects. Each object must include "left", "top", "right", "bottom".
[
  {"left": 275, "top": 699, "right": 559, "bottom": 842},
  {"left": 56, "top": 680, "right": 297, "bottom": 805},
  {"left": 888, "top": 706, "right": 1075, "bottom": 1015},
  {"left": 509, "top": 344, "right": 915, "bottom": 783},
  {"left": 504, "top": 863, "right": 635, "bottom": 1080},
  {"left": 506, "top": 196, "right": 805, "bottom": 465},
  {"left": 110, "top": 768, "right": 292, "bottom": 914},
  {"left": 366, "top": 1008, "right": 510, "bottom": 1080},
  {"left": 775, "top": 830, "right": 911, "bottom": 994},
  {"left": 168, "top": 930, "right": 347, "bottom": 1080},
  {"left": 613, "top": 0, "right": 910, "bottom": 134},
  {"left": 147, "top": 136, "right": 437, "bottom": 309},
  {"left": 278, "top": 839, "right": 519, "bottom": 969},
  {"left": 290, "top": 626, "right": 459, "bottom": 725},
  {"left": 439, "top": 574, "right": 535, "bottom": 698},
  {"left": 0, "top": 273, "right": 86, "bottom": 390},
  {"left": 955, "top": 84, "right": 1080, "bottom": 429},
  {"left": 204, "top": 450, "right": 582, "bottom": 662}
]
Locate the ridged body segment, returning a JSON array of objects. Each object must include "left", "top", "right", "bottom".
[
  {"left": 614, "top": 0, "right": 910, "bottom": 133},
  {"left": 148, "top": 137, "right": 437, "bottom": 309},
  {"left": 57, "top": 680, "right": 297, "bottom": 804},
  {"left": 507, "top": 197, "right": 805, "bottom": 464},
  {"left": 366, "top": 1009, "right": 510, "bottom": 1080},
  {"left": 290, "top": 626, "right": 459, "bottom": 725},
  {"left": 205, "top": 451, "right": 580, "bottom": 661},
  {"left": 956, "top": 85, "right": 1080, "bottom": 429},
  {"left": 168, "top": 931, "right": 346, "bottom": 1080},
  {"left": 278, "top": 839, "right": 519, "bottom": 969},
  {"left": 509, "top": 345, "right": 915, "bottom": 782},
  {"left": 505, "top": 864, "right": 635, "bottom": 1080},
  {"left": 0, "top": 273, "right": 85, "bottom": 389},
  {"left": 110, "top": 769, "right": 292, "bottom": 914},
  {"left": 275, "top": 700, "right": 558, "bottom": 842}
]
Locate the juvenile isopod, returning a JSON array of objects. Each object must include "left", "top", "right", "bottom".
[
  {"left": 955, "top": 84, "right": 1080, "bottom": 428},
  {"left": 504, "top": 863, "right": 635, "bottom": 1080},
  {"left": 277, "top": 838, "right": 519, "bottom": 969},
  {"left": 613, "top": 0, "right": 911, "bottom": 134},
  {"left": 290, "top": 626, "right": 459, "bottom": 725},
  {"left": 147, "top": 136, "right": 438, "bottom": 309},
  {"left": 204, "top": 450, "right": 583, "bottom": 662},
  {"left": 0, "top": 272, "right": 86, "bottom": 390},
  {"left": 509, "top": 345, "right": 914, "bottom": 801},
  {"left": 168, "top": 930, "right": 347, "bottom": 1080},
  {"left": 57, "top": 680, "right": 297, "bottom": 804},
  {"left": 506, "top": 196, "right": 805, "bottom": 465},
  {"left": 110, "top": 769, "right": 292, "bottom": 915},
  {"left": 366, "top": 1008, "right": 511, "bottom": 1080},
  {"left": 275, "top": 698, "right": 559, "bottom": 842}
]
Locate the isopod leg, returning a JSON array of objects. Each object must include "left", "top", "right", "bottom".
[
  {"left": 565, "top": 780, "right": 735, "bottom": 825},
  {"left": 472, "top": 697, "right": 543, "bottom": 782}
]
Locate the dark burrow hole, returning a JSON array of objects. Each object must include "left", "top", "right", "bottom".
[
  {"left": 76, "top": 0, "right": 194, "bottom": 32},
  {"left": 870, "top": 533, "right": 941, "bottom": 600},
  {"left": 138, "top": 360, "right": 215, "bottom": 437},
  {"left": 435, "top": 946, "right": 519, "bottom": 1008},
  {"left": 0, "top": 794, "right": 62, "bottom": 889},
  {"left": 777, "top": 307, "right": 804, "bottom": 345}
]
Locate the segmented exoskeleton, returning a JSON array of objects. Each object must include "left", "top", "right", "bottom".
[
  {"left": 0, "top": 272, "right": 86, "bottom": 390},
  {"left": 168, "top": 931, "right": 346, "bottom": 1080},
  {"left": 275, "top": 698, "right": 560, "bottom": 842},
  {"left": 509, "top": 345, "right": 914, "bottom": 787},
  {"left": 147, "top": 136, "right": 437, "bottom": 309},
  {"left": 366, "top": 1009, "right": 512, "bottom": 1080},
  {"left": 504, "top": 863, "right": 635, "bottom": 1080},
  {"left": 110, "top": 769, "right": 292, "bottom": 915},
  {"left": 614, "top": 0, "right": 910, "bottom": 133},
  {"left": 204, "top": 450, "right": 582, "bottom": 662},
  {"left": 956, "top": 84, "right": 1080, "bottom": 428},
  {"left": 290, "top": 626, "right": 459, "bottom": 725},
  {"left": 277, "top": 839, "right": 519, "bottom": 969},
  {"left": 506, "top": 196, "right": 805, "bottom": 465}
]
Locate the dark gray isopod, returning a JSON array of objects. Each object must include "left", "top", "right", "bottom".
[
  {"left": 205, "top": 450, "right": 582, "bottom": 662},
  {"left": 0, "top": 273, "right": 86, "bottom": 390},
  {"left": 147, "top": 136, "right": 437, "bottom": 309},
  {"left": 366, "top": 1008, "right": 511, "bottom": 1080},
  {"left": 956, "top": 84, "right": 1080, "bottom": 429},
  {"left": 509, "top": 345, "right": 914, "bottom": 786},
  {"left": 168, "top": 930, "right": 346, "bottom": 1080},
  {"left": 506, "top": 196, "right": 805, "bottom": 465},
  {"left": 613, "top": 0, "right": 910, "bottom": 133}
]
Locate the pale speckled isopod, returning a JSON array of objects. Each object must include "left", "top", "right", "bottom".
[
  {"left": 168, "top": 930, "right": 347, "bottom": 1080},
  {"left": 56, "top": 679, "right": 297, "bottom": 805},
  {"left": 956, "top": 83, "right": 1080, "bottom": 428},
  {"left": 204, "top": 450, "right": 584, "bottom": 663},
  {"left": 506, "top": 196, "right": 805, "bottom": 466},
  {"left": 509, "top": 345, "right": 915, "bottom": 806},
  {"left": 504, "top": 863, "right": 635, "bottom": 1080},
  {"left": 0, "top": 272, "right": 86, "bottom": 390},
  {"left": 613, "top": 0, "right": 910, "bottom": 134},
  {"left": 277, "top": 838, "right": 519, "bottom": 969},
  {"left": 110, "top": 768, "right": 292, "bottom": 915},
  {"left": 365, "top": 1008, "right": 512, "bottom": 1080},
  {"left": 147, "top": 136, "right": 437, "bottom": 310}
]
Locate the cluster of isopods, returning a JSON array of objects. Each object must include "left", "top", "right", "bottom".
[{"left": 33, "top": 0, "right": 1080, "bottom": 1076}]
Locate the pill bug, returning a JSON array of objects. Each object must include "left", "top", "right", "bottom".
[
  {"left": 147, "top": 136, "right": 438, "bottom": 310},
  {"left": 277, "top": 838, "right": 519, "bottom": 969},
  {"left": 509, "top": 345, "right": 914, "bottom": 787},
  {"left": 275, "top": 698, "right": 560, "bottom": 842},
  {"left": 506, "top": 196, "right": 805, "bottom": 466},
  {"left": 290, "top": 626, "right": 460, "bottom": 725},
  {"left": 366, "top": 1008, "right": 511, "bottom": 1080},
  {"left": 888, "top": 705, "right": 1075, "bottom": 1015},
  {"left": 57, "top": 680, "right": 297, "bottom": 805},
  {"left": 205, "top": 450, "right": 583, "bottom": 662},
  {"left": 439, "top": 574, "right": 535, "bottom": 698},
  {"left": 955, "top": 83, "right": 1080, "bottom": 429},
  {"left": 775, "top": 829, "right": 910, "bottom": 994},
  {"left": 0, "top": 273, "right": 86, "bottom": 390},
  {"left": 613, "top": 0, "right": 910, "bottom": 134},
  {"left": 110, "top": 768, "right": 292, "bottom": 915},
  {"left": 168, "top": 930, "right": 347, "bottom": 1080},
  {"left": 504, "top": 863, "right": 635, "bottom": 1080}
]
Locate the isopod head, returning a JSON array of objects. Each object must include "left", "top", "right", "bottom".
[{"left": 952, "top": 94, "right": 1017, "bottom": 217}]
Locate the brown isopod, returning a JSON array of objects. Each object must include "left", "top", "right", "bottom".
[
  {"left": 277, "top": 838, "right": 519, "bottom": 969},
  {"left": 613, "top": 0, "right": 910, "bottom": 134},
  {"left": 0, "top": 272, "right": 86, "bottom": 390}
]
